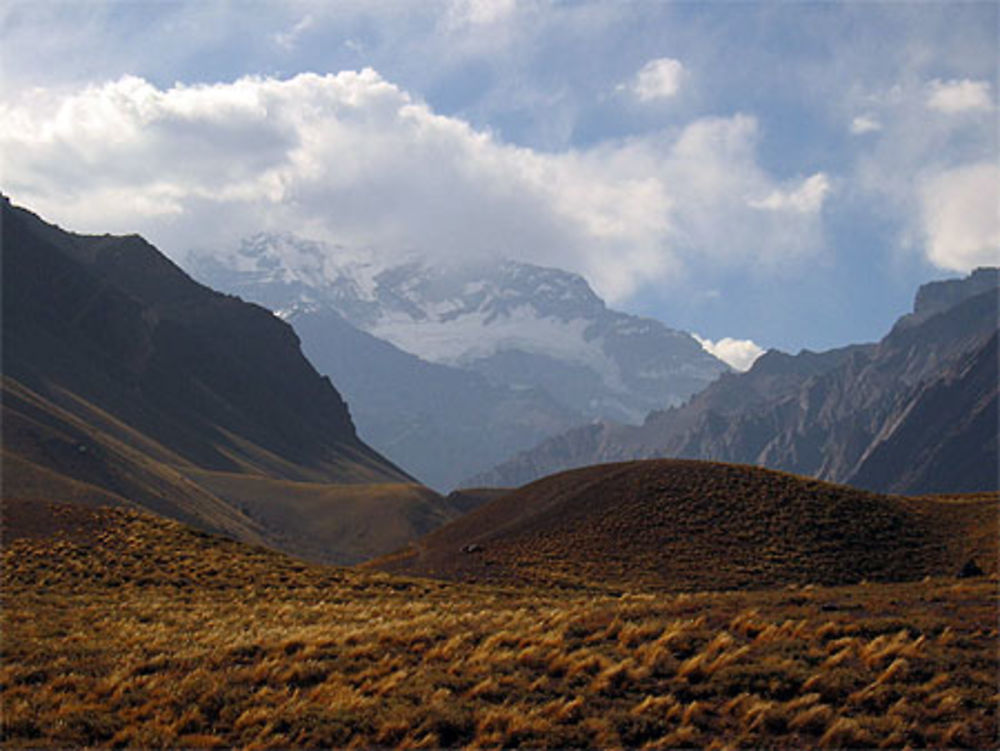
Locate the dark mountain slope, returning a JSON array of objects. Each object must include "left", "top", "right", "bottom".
[
  {"left": 847, "top": 332, "right": 998, "bottom": 494},
  {"left": 472, "top": 270, "right": 998, "bottom": 494},
  {"left": 371, "top": 459, "right": 997, "bottom": 591},
  {"left": 1, "top": 197, "right": 450, "bottom": 562}
]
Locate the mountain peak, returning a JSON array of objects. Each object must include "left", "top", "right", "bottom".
[
  {"left": 189, "top": 232, "right": 729, "bottom": 434},
  {"left": 911, "top": 266, "right": 999, "bottom": 322}
]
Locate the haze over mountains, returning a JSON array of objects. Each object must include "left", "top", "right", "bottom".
[
  {"left": 474, "top": 268, "right": 999, "bottom": 494},
  {"left": 0, "top": 197, "right": 455, "bottom": 563},
  {"left": 189, "top": 233, "right": 728, "bottom": 489}
]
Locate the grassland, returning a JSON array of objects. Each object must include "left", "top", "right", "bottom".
[{"left": 3, "top": 499, "right": 997, "bottom": 749}]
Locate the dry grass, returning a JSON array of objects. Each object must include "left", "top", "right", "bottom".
[
  {"left": 371, "top": 460, "right": 999, "bottom": 592},
  {"left": 3, "top": 500, "right": 997, "bottom": 749}
]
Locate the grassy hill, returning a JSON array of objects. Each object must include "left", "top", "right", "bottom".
[
  {"left": 370, "top": 459, "right": 998, "bottom": 591},
  {"left": 3, "top": 497, "right": 996, "bottom": 749}
]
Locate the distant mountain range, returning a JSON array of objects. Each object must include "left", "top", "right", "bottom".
[
  {"left": 472, "top": 268, "right": 998, "bottom": 495},
  {"left": 189, "top": 233, "right": 728, "bottom": 489},
  {"left": 1, "top": 197, "right": 456, "bottom": 564}
]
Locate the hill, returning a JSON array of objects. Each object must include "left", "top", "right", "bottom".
[
  {"left": 0, "top": 196, "right": 452, "bottom": 563},
  {"left": 3, "top": 497, "right": 996, "bottom": 749},
  {"left": 471, "top": 269, "right": 999, "bottom": 494},
  {"left": 371, "top": 459, "right": 998, "bottom": 591}
]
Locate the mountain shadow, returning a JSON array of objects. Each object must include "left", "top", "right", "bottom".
[{"left": 1, "top": 196, "right": 454, "bottom": 563}]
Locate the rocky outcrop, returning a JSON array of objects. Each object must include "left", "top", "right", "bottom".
[{"left": 473, "top": 270, "right": 998, "bottom": 495}]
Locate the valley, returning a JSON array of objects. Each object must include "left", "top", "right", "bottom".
[
  {"left": 1, "top": 197, "right": 997, "bottom": 749},
  {"left": 3, "top": 4, "right": 998, "bottom": 748}
]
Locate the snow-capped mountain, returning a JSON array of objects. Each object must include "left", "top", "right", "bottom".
[
  {"left": 186, "top": 233, "right": 729, "bottom": 489},
  {"left": 190, "top": 233, "right": 729, "bottom": 424}
]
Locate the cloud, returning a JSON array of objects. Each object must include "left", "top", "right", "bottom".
[
  {"left": 274, "top": 14, "right": 315, "bottom": 51},
  {"left": 926, "top": 79, "right": 993, "bottom": 114},
  {"left": 850, "top": 115, "right": 882, "bottom": 134},
  {"left": 920, "top": 162, "right": 1000, "bottom": 272},
  {"left": 749, "top": 173, "right": 830, "bottom": 214},
  {"left": 0, "top": 71, "right": 829, "bottom": 304},
  {"left": 692, "top": 334, "right": 765, "bottom": 372},
  {"left": 626, "top": 58, "right": 685, "bottom": 101},
  {"left": 444, "top": 0, "right": 517, "bottom": 28}
]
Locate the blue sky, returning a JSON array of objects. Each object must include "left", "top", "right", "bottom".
[{"left": 1, "top": 1, "right": 997, "bottom": 361}]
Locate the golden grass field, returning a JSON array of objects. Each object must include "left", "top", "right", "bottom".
[{"left": 2, "top": 498, "right": 997, "bottom": 749}]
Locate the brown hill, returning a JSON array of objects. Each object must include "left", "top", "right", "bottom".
[
  {"left": 1, "top": 196, "right": 451, "bottom": 563},
  {"left": 4, "top": 497, "right": 996, "bottom": 749},
  {"left": 370, "top": 459, "right": 997, "bottom": 591}
]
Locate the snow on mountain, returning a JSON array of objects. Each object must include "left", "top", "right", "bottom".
[{"left": 188, "top": 233, "right": 730, "bottom": 425}]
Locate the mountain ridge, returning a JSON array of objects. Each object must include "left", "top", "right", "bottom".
[
  {"left": 1, "top": 197, "right": 452, "bottom": 563},
  {"left": 470, "top": 269, "right": 998, "bottom": 494},
  {"left": 188, "top": 232, "right": 729, "bottom": 489}
]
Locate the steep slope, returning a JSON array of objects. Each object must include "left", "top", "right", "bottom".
[
  {"left": 847, "top": 332, "right": 998, "bottom": 494},
  {"left": 1, "top": 197, "right": 450, "bottom": 563},
  {"left": 473, "top": 270, "right": 998, "bottom": 494},
  {"left": 371, "top": 459, "right": 998, "bottom": 591},
  {"left": 188, "top": 233, "right": 728, "bottom": 487}
]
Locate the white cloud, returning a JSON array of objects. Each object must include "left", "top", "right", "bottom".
[
  {"left": 627, "top": 58, "right": 685, "bottom": 101},
  {"left": 0, "top": 71, "right": 827, "bottom": 304},
  {"left": 274, "top": 14, "right": 315, "bottom": 51},
  {"left": 926, "top": 79, "right": 993, "bottom": 114},
  {"left": 850, "top": 114, "right": 882, "bottom": 134},
  {"left": 920, "top": 162, "right": 1000, "bottom": 272},
  {"left": 692, "top": 334, "right": 765, "bottom": 372},
  {"left": 749, "top": 173, "right": 831, "bottom": 214},
  {"left": 444, "top": 0, "right": 517, "bottom": 28}
]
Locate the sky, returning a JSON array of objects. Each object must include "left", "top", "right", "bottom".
[{"left": 1, "top": 0, "right": 997, "bottom": 365}]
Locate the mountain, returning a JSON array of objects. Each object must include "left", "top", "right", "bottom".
[
  {"left": 1, "top": 197, "right": 455, "bottom": 563},
  {"left": 277, "top": 307, "right": 580, "bottom": 491},
  {"left": 369, "top": 459, "right": 998, "bottom": 590},
  {"left": 473, "top": 269, "right": 999, "bottom": 494},
  {"left": 188, "top": 233, "right": 729, "bottom": 489}
]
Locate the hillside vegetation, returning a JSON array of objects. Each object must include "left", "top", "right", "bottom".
[
  {"left": 373, "top": 460, "right": 997, "bottom": 590},
  {"left": 2, "top": 498, "right": 997, "bottom": 749}
]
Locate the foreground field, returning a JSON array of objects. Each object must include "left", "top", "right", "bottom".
[{"left": 2, "top": 501, "right": 997, "bottom": 749}]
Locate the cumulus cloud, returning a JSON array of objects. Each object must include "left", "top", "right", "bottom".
[
  {"left": 850, "top": 115, "right": 882, "bottom": 134},
  {"left": 920, "top": 162, "right": 1000, "bottom": 272},
  {"left": 626, "top": 58, "right": 685, "bottom": 101},
  {"left": 926, "top": 79, "right": 993, "bottom": 113},
  {"left": 0, "top": 70, "right": 828, "bottom": 304},
  {"left": 749, "top": 173, "right": 830, "bottom": 214},
  {"left": 692, "top": 334, "right": 765, "bottom": 372}
]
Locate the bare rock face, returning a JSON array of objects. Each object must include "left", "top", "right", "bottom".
[{"left": 474, "top": 269, "right": 998, "bottom": 495}]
